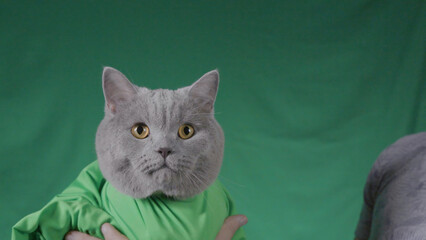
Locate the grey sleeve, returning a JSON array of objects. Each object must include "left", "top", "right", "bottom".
[
  {"left": 355, "top": 162, "right": 381, "bottom": 240},
  {"left": 354, "top": 132, "right": 426, "bottom": 239},
  {"left": 355, "top": 202, "right": 373, "bottom": 240}
]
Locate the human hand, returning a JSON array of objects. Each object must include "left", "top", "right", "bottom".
[
  {"left": 65, "top": 215, "right": 247, "bottom": 240},
  {"left": 215, "top": 214, "right": 248, "bottom": 240},
  {"left": 64, "top": 223, "right": 128, "bottom": 240}
]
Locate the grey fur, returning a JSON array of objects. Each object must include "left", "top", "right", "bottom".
[
  {"left": 96, "top": 67, "right": 224, "bottom": 199},
  {"left": 355, "top": 132, "right": 426, "bottom": 240}
]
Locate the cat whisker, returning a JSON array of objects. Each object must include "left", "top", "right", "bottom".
[
  {"left": 175, "top": 165, "right": 189, "bottom": 172},
  {"left": 189, "top": 172, "right": 208, "bottom": 191},
  {"left": 181, "top": 172, "right": 197, "bottom": 190},
  {"left": 179, "top": 158, "right": 192, "bottom": 163},
  {"left": 134, "top": 162, "right": 149, "bottom": 173},
  {"left": 186, "top": 173, "right": 200, "bottom": 188},
  {"left": 141, "top": 165, "right": 153, "bottom": 174},
  {"left": 142, "top": 162, "right": 163, "bottom": 174},
  {"left": 176, "top": 161, "right": 192, "bottom": 167}
]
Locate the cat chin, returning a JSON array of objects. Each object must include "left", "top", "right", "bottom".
[{"left": 152, "top": 167, "right": 174, "bottom": 184}]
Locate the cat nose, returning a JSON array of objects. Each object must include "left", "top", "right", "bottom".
[{"left": 157, "top": 148, "right": 172, "bottom": 159}]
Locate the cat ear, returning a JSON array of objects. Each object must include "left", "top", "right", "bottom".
[
  {"left": 102, "top": 67, "right": 137, "bottom": 114},
  {"left": 188, "top": 70, "right": 219, "bottom": 112}
]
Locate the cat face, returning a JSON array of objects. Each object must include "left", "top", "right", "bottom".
[{"left": 95, "top": 67, "right": 224, "bottom": 199}]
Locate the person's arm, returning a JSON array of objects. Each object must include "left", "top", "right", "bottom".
[
  {"left": 65, "top": 216, "right": 248, "bottom": 240},
  {"left": 218, "top": 182, "right": 247, "bottom": 240}
]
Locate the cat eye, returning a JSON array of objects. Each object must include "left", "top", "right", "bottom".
[
  {"left": 131, "top": 123, "right": 150, "bottom": 139},
  {"left": 178, "top": 124, "right": 195, "bottom": 139}
]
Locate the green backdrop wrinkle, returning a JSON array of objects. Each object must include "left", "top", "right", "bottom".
[{"left": 1, "top": 1, "right": 425, "bottom": 239}]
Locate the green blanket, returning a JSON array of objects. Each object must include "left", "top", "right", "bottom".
[{"left": 12, "top": 161, "right": 246, "bottom": 240}]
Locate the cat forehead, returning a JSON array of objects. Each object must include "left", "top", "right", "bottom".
[
  {"left": 135, "top": 87, "right": 188, "bottom": 106},
  {"left": 139, "top": 88, "right": 182, "bottom": 100},
  {"left": 117, "top": 86, "right": 198, "bottom": 126}
]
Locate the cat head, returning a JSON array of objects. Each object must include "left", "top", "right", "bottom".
[{"left": 95, "top": 67, "right": 224, "bottom": 199}]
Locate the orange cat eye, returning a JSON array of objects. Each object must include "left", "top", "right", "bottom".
[
  {"left": 178, "top": 124, "right": 195, "bottom": 139},
  {"left": 131, "top": 123, "right": 150, "bottom": 139}
]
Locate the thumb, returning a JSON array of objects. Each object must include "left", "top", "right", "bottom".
[
  {"left": 101, "top": 223, "right": 129, "bottom": 240},
  {"left": 215, "top": 215, "right": 248, "bottom": 240}
]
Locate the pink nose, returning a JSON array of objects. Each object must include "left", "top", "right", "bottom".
[{"left": 157, "top": 148, "right": 172, "bottom": 159}]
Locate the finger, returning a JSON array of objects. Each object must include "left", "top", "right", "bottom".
[
  {"left": 101, "top": 223, "right": 129, "bottom": 240},
  {"left": 215, "top": 215, "right": 248, "bottom": 240},
  {"left": 64, "top": 231, "right": 102, "bottom": 240}
]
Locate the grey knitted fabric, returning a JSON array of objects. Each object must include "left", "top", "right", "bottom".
[{"left": 355, "top": 132, "right": 426, "bottom": 240}]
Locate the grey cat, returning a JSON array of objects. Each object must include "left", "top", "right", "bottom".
[
  {"left": 96, "top": 67, "right": 224, "bottom": 199},
  {"left": 355, "top": 132, "right": 426, "bottom": 240},
  {"left": 12, "top": 67, "right": 247, "bottom": 240}
]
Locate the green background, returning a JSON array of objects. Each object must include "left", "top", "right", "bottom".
[{"left": 1, "top": 1, "right": 425, "bottom": 239}]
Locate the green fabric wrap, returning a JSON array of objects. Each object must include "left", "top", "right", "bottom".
[{"left": 12, "top": 161, "right": 246, "bottom": 240}]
